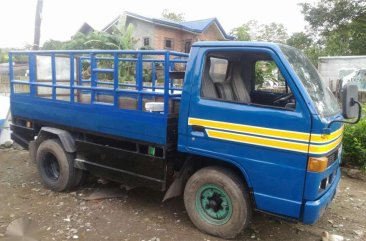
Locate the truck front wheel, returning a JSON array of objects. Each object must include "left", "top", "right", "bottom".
[
  {"left": 184, "top": 166, "right": 252, "bottom": 239},
  {"left": 36, "top": 139, "right": 82, "bottom": 192}
]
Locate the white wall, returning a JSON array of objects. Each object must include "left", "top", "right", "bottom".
[
  {"left": 126, "top": 17, "right": 155, "bottom": 49},
  {"left": 318, "top": 56, "right": 366, "bottom": 91},
  {"left": 0, "top": 96, "right": 11, "bottom": 144}
]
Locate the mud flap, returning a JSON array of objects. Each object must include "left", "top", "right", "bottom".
[
  {"left": 163, "top": 158, "right": 193, "bottom": 202},
  {"left": 29, "top": 141, "right": 37, "bottom": 163}
]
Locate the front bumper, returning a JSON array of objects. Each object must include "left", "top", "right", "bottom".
[{"left": 302, "top": 167, "right": 341, "bottom": 224}]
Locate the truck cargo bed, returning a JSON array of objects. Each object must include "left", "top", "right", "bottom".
[{"left": 9, "top": 50, "right": 188, "bottom": 145}]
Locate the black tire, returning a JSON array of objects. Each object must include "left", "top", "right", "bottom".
[
  {"left": 36, "top": 139, "right": 82, "bottom": 192},
  {"left": 184, "top": 166, "right": 252, "bottom": 239}
]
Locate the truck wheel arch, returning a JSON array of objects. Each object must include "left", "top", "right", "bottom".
[
  {"left": 191, "top": 154, "right": 253, "bottom": 189},
  {"left": 164, "top": 154, "right": 253, "bottom": 202},
  {"left": 36, "top": 127, "right": 76, "bottom": 152},
  {"left": 30, "top": 127, "right": 76, "bottom": 163}
]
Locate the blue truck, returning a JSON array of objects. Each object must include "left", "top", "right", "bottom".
[{"left": 9, "top": 42, "right": 361, "bottom": 238}]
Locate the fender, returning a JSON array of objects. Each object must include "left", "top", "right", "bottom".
[
  {"left": 185, "top": 147, "right": 253, "bottom": 188},
  {"left": 36, "top": 127, "right": 76, "bottom": 153}
]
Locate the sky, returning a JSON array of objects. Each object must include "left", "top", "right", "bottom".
[{"left": 0, "top": 0, "right": 314, "bottom": 48}]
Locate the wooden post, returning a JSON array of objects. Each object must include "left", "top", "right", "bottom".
[{"left": 33, "top": 0, "right": 44, "bottom": 50}]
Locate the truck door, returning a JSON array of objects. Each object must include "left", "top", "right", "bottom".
[{"left": 185, "top": 47, "right": 312, "bottom": 219}]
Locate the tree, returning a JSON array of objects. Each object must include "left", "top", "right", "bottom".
[
  {"left": 286, "top": 32, "right": 323, "bottom": 65},
  {"left": 300, "top": 0, "right": 366, "bottom": 55},
  {"left": 33, "top": 0, "right": 44, "bottom": 50},
  {"left": 257, "top": 23, "right": 288, "bottom": 43},
  {"left": 300, "top": 0, "right": 365, "bottom": 34},
  {"left": 161, "top": 9, "right": 185, "bottom": 22},
  {"left": 286, "top": 32, "right": 312, "bottom": 50},
  {"left": 42, "top": 40, "right": 65, "bottom": 50},
  {"left": 231, "top": 21, "right": 288, "bottom": 43},
  {"left": 0, "top": 49, "right": 8, "bottom": 63},
  {"left": 230, "top": 24, "right": 251, "bottom": 41},
  {"left": 41, "top": 17, "right": 137, "bottom": 51}
]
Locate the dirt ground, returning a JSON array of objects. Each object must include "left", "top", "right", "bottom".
[{"left": 0, "top": 148, "right": 365, "bottom": 241}]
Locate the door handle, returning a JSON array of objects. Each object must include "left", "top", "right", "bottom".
[{"left": 192, "top": 125, "right": 205, "bottom": 132}]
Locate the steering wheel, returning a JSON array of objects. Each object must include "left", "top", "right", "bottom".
[{"left": 273, "top": 93, "right": 294, "bottom": 104}]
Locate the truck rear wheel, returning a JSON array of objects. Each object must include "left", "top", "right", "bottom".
[
  {"left": 184, "top": 166, "right": 252, "bottom": 239},
  {"left": 36, "top": 139, "right": 82, "bottom": 192}
]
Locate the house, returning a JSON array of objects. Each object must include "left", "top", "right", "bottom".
[
  {"left": 101, "top": 11, "right": 234, "bottom": 53},
  {"left": 77, "top": 22, "right": 95, "bottom": 35}
]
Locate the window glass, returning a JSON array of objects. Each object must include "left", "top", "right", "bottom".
[
  {"left": 165, "top": 39, "right": 173, "bottom": 49},
  {"left": 280, "top": 45, "right": 339, "bottom": 116},
  {"left": 255, "top": 60, "right": 287, "bottom": 93},
  {"left": 184, "top": 41, "right": 192, "bottom": 53},
  {"left": 200, "top": 52, "right": 295, "bottom": 110},
  {"left": 143, "top": 37, "right": 150, "bottom": 46}
]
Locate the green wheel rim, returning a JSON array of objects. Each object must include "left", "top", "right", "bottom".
[{"left": 195, "top": 184, "right": 233, "bottom": 225}]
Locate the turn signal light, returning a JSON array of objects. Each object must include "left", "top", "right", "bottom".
[{"left": 308, "top": 157, "right": 328, "bottom": 172}]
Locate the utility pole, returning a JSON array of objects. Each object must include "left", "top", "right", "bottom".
[{"left": 33, "top": 0, "right": 43, "bottom": 50}]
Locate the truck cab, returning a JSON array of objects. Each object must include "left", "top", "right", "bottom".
[
  {"left": 177, "top": 42, "right": 344, "bottom": 228},
  {"left": 9, "top": 42, "right": 360, "bottom": 239}
]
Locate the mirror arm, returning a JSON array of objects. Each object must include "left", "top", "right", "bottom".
[{"left": 326, "top": 99, "right": 362, "bottom": 131}]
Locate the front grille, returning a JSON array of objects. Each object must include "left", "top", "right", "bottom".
[{"left": 327, "top": 147, "right": 339, "bottom": 167}]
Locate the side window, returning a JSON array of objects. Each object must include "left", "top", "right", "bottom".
[
  {"left": 200, "top": 52, "right": 295, "bottom": 110},
  {"left": 253, "top": 60, "right": 295, "bottom": 110},
  {"left": 255, "top": 60, "right": 288, "bottom": 94}
]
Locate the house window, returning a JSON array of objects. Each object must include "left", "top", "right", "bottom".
[
  {"left": 143, "top": 37, "right": 150, "bottom": 47},
  {"left": 184, "top": 41, "right": 192, "bottom": 53},
  {"left": 165, "top": 38, "right": 173, "bottom": 49}
]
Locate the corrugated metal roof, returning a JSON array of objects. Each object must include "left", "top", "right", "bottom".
[{"left": 103, "top": 11, "right": 234, "bottom": 40}]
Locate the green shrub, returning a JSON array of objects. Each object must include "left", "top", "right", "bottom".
[{"left": 342, "top": 104, "right": 366, "bottom": 170}]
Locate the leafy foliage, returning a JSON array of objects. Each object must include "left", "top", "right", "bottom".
[
  {"left": 42, "top": 18, "right": 137, "bottom": 51},
  {"left": 300, "top": 0, "right": 365, "bottom": 34},
  {"left": 41, "top": 20, "right": 138, "bottom": 83},
  {"left": 230, "top": 24, "right": 251, "bottom": 41},
  {"left": 257, "top": 23, "right": 289, "bottom": 43},
  {"left": 300, "top": 0, "right": 366, "bottom": 56},
  {"left": 0, "top": 49, "right": 8, "bottom": 63},
  {"left": 230, "top": 20, "right": 288, "bottom": 44},
  {"left": 342, "top": 105, "right": 366, "bottom": 170},
  {"left": 230, "top": 0, "right": 366, "bottom": 66},
  {"left": 255, "top": 61, "right": 279, "bottom": 86},
  {"left": 161, "top": 9, "right": 185, "bottom": 22}
]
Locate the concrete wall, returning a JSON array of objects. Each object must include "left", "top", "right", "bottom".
[
  {"left": 318, "top": 56, "right": 366, "bottom": 91},
  {"left": 127, "top": 17, "right": 155, "bottom": 49}
]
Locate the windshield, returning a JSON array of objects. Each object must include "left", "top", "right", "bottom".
[{"left": 280, "top": 45, "right": 340, "bottom": 117}]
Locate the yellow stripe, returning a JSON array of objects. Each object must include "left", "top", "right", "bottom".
[
  {"left": 309, "top": 135, "right": 343, "bottom": 154},
  {"left": 189, "top": 117, "right": 343, "bottom": 144},
  {"left": 206, "top": 129, "right": 309, "bottom": 153},
  {"left": 207, "top": 129, "right": 342, "bottom": 155},
  {"left": 310, "top": 125, "right": 344, "bottom": 143},
  {"left": 189, "top": 117, "right": 310, "bottom": 142}
]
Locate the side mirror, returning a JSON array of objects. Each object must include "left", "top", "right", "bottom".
[
  {"left": 342, "top": 84, "right": 359, "bottom": 119},
  {"left": 324, "top": 83, "right": 361, "bottom": 132}
]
